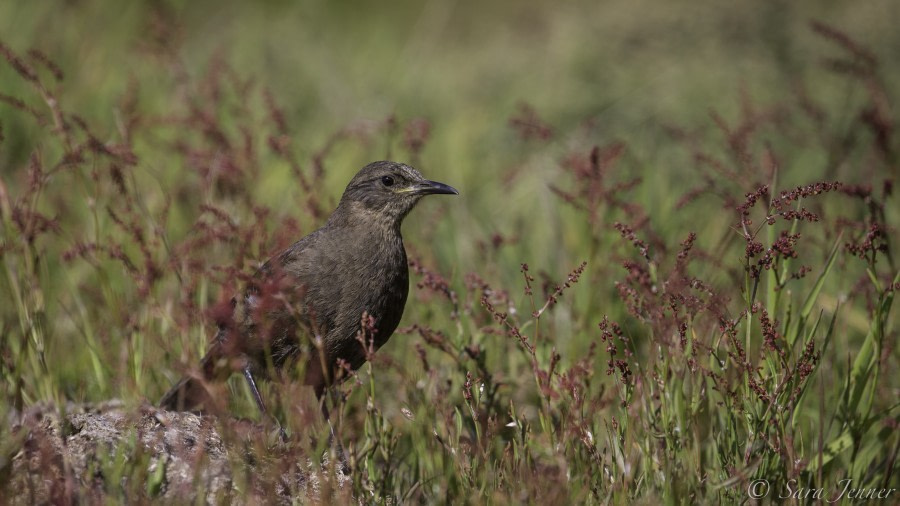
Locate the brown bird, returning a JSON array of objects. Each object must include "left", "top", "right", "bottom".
[{"left": 160, "top": 161, "right": 457, "bottom": 413}]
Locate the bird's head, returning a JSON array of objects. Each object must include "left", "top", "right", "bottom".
[{"left": 335, "top": 161, "right": 458, "bottom": 226}]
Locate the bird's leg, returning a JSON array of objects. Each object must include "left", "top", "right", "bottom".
[
  {"left": 242, "top": 364, "right": 288, "bottom": 441},
  {"left": 323, "top": 386, "right": 350, "bottom": 474},
  {"left": 242, "top": 365, "right": 267, "bottom": 414}
]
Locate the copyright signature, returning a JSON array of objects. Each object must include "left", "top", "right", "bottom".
[
  {"left": 747, "top": 479, "right": 769, "bottom": 499},
  {"left": 746, "top": 479, "right": 896, "bottom": 502}
]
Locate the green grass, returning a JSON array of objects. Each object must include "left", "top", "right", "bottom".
[{"left": 1, "top": 0, "right": 898, "bottom": 503}]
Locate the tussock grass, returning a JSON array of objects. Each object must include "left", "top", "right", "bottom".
[{"left": 1, "top": 2, "right": 898, "bottom": 503}]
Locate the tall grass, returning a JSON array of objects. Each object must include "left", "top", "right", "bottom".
[{"left": 1, "top": 3, "right": 897, "bottom": 503}]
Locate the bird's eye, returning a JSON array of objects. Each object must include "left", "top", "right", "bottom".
[{"left": 381, "top": 176, "right": 395, "bottom": 187}]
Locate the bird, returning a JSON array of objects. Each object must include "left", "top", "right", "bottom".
[{"left": 159, "top": 160, "right": 458, "bottom": 414}]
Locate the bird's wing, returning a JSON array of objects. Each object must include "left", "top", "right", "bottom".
[{"left": 239, "top": 228, "right": 336, "bottom": 343}]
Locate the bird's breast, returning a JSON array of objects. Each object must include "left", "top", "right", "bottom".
[
  {"left": 314, "top": 230, "right": 409, "bottom": 366},
  {"left": 358, "top": 241, "right": 409, "bottom": 339}
]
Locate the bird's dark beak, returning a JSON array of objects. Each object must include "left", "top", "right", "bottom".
[{"left": 408, "top": 180, "right": 459, "bottom": 196}]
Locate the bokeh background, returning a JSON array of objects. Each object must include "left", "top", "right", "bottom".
[
  {"left": 1, "top": 0, "right": 898, "bottom": 502},
  {"left": 2, "top": 0, "right": 898, "bottom": 268}
]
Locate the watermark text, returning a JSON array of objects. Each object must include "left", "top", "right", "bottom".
[{"left": 747, "top": 479, "right": 896, "bottom": 502}]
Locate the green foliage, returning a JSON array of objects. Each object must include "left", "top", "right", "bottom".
[{"left": 1, "top": 1, "right": 898, "bottom": 503}]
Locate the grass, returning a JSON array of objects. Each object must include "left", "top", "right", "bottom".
[{"left": 1, "top": 0, "right": 898, "bottom": 503}]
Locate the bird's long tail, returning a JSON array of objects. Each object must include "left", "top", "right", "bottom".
[
  {"left": 159, "top": 335, "right": 227, "bottom": 412},
  {"left": 159, "top": 375, "right": 207, "bottom": 412}
]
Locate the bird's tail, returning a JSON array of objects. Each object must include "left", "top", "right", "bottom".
[
  {"left": 158, "top": 374, "right": 212, "bottom": 412},
  {"left": 159, "top": 336, "right": 228, "bottom": 412}
]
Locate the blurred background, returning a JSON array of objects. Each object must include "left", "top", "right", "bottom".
[
  {"left": 1, "top": 0, "right": 897, "bottom": 501},
  {"left": 2, "top": 0, "right": 897, "bottom": 287},
  {"left": 2, "top": 0, "right": 898, "bottom": 260}
]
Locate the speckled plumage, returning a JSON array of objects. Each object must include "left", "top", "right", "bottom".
[{"left": 160, "top": 161, "right": 457, "bottom": 412}]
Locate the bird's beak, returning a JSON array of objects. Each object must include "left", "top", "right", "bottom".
[{"left": 405, "top": 180, "right": 459, "bottom": 196}]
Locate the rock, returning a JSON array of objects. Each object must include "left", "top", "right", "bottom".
[{"left": 4, "top": 402, "right": 350, "bottom": 504}]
